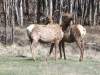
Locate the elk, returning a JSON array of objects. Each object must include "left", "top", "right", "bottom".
[
  {"left": 46, "top": 16, "right": 54, "bottom": 24},
  {"left": 26, "top": 23, "right": 64, "bottom": 61},
  {"left": 47, "top": 13, "right": 86, "bottom": 61},
  {"left": 41, "top": 15, "right": 54, "bottom": 25}
]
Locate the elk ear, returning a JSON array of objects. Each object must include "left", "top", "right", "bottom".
[{"left": 62, "top": 12, "right": 67, "bottom": 16}]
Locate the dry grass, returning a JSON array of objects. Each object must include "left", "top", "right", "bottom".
[{"left": 0, "top": 42, "right": 100, "bottom": 62}]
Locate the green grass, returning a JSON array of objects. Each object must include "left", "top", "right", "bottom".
[{"left": 0, "top": 55, "right": 100, "bottom": 75}]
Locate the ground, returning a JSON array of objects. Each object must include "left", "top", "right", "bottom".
[{"left": 0, "top": 55, "right": 100, "bottom": 75}]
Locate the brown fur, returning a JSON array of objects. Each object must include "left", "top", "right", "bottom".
[
  {"left": 42, "top": 16, "right": 54, "bottom": 25},
  {"left": 27, "top": 24, "right": 64, "bottom": 61},
  {"left": 60, "top": 24, "right": 86, "bottom": 61},
  {"left": 47, "top": 16, "right": 54, "bottom": 24},
  {"left": 48, "top": 13, "right": 86, "bottom": 61}
]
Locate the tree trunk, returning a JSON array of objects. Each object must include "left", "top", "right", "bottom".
[
  {"left": 84, "top": 0, "right": 89, "bottom": 25},
  {"left": 45, "top": 0, "right": 49, "bottom": 16},
  {"left": 70, "top": 0, "right": 73, "bottom": 13},
  {"left": 73, "top": 0, "right": 78, "bottom": 24},
  {"left": 81, "top": 0, "right": 85, "bottom": 25},
  {"left": 34, "top": 0, "right": 37, "bottom": 23},
  {"left": 20, "top": 0, "right": 23, "bottom": 27},
  {"left": 15, "top": 0, "right": 20, "bottom": 25},
  {"left": 89, "top": 0, "right": 92, "bottom": 26},
  {"left": 0, "top": 0, "right": 3, "bottom": 24},
  {"left": 97, "top": 0, "right": 100, "bottom": 13},
  {"left": 4, "top": 1, "right": 8, "bottom": 44},
  {"left": 70, "top": 0, "right": 73, "bottom": 25},
  {"left": 37, "top": 0, "right": 41, "bottom": 24},
  {"left": 55, "top": 0, "right": 59, "bottom": 23},
  {"left": 12, "top": 0, "right": 15, "bottom": 44},
  {"left": 93, "top": 1, "right": 97, "bottom": 26},
  {"left": 49, "top": 0, "right": 52, "bottom": 16},
  {"left": 59, "top": 0, "right": 63, "bottom": 25}
]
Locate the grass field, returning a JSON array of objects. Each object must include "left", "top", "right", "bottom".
[{"left": 0, "top": 55, "right": 100, "bottom": 75}]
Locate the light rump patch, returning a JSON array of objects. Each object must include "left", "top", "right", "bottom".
[
  {"left": 77, "top": 24, "right": 86, "bottom": 37},
  {"left": 26, "top": 24, "right": 35, "bottom": 33}
]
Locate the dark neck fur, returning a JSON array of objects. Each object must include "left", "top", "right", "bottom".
[{"left": 62, "top": 21, "right": 71, "bottom": 31}]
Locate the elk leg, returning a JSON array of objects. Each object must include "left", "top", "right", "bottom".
[
  {"left": 30, "top": 41, "right": 37, "bottom": 61},
  {"left": 46, "top": 43, "right": 54, "bottom": 61},
  {"left": 62, "top": 42, "right": 66, "bottom": 60},
  {"left": 49, "top": 43, "right": 55, "bottom": 55},
  {"left": 59, "top": 42, "right": 62, "bottom": 59},
  {"left": 81, "top": 40, "right": 84, "bottom": 60},
  {"left": 55, "top": 41, "right": 59, "bottom": 61},
  {"left": 76, "top": 40, "right": 84, "bottom": 61}
]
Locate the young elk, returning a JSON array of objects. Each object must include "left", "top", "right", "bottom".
[
  {"left": 26, "top": 23, "right": 64, "bottom": 61},
  {"left": 48, "top": 13, "right": 86, "bottom": 61}
]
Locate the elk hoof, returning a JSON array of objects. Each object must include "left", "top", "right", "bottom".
[
  {"left": 55, "top": 59, "right": 58, "bottom": 61},
  {"left": 33, "top": 58, "right": 36, "bottom": 61},
  {"left": 46, "top": 58, "right": 48, "bottom": 61},
  {"left": 64, "top": 58, "right": 67, "bottom": 60},
  {"left": 79, "top": 59, "right": 83, "bottom": 61}
]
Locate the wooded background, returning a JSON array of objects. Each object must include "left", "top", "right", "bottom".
[{"left": 0, "top": 0, "right": 100, "bottom": 44}]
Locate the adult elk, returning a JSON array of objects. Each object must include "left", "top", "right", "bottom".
[
  {"left": 26, "top": 23, "right": 64, "bottom": 61},
  {"left": 47, "top": 13, "right": 86, "bottom": 61}
]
